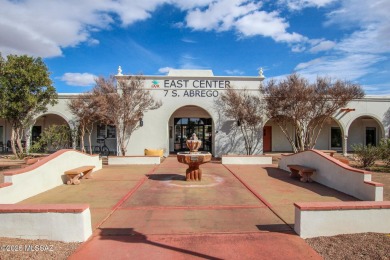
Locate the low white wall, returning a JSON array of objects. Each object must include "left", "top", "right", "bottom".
[
  {"left": 222, "top": 155, "right": 273, "bottom": 165},
  {"left": 0, "top": 204, "right": 92, "bottom": 242},
  {"left": 279, "top": 150, "right": 383, "bottom": 201},
  {"left": 108, "top": 156, "right": 160, "bottom": 165},
  {"left": 294, "top": 201, "right": 390, "bottom": 238},
  {"left": 0, "top": 149, "right": 102, "bottom": 204}
]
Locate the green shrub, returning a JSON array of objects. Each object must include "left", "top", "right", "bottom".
[
  {"left": 379, "top": 138, "right": 390, "bottom": 167},
  {"left": 29, "top": 125, "right": 72, "bottom": 153},
  {"left": 352, "top": 144, "right": 380, "bottom": 169}
]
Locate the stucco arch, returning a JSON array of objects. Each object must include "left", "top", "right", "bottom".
[
  {"left": 34, "top": 111, "right": 72, "bottom": 127},
  {"left": 163, "top": 103, "right": 214, "bottom": 124},
  {"left": 345, "top": 114, "right": 385, "bottom": 152},
  {"left": 345, "top": 113, "right": 385, "bottom": 141},
  {"left": 262, "top": 116, "right": 346, "bottom": 152},
  {"left": 167, "top": 105, "right": 215, "bottom": 155}
]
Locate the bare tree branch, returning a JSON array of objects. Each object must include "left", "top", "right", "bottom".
[
  {"left": 262, "top": 74, "right": 364, "bottom": 152},
  {"left": 219, "top": 87, "right": 264, "bottom": 155}
]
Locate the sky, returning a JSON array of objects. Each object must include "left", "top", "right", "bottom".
[{"left": 0, "top": 0, "right": 389, "bottom": 94}]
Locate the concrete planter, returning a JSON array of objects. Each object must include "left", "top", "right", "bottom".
[
  {"left": 222, "top": 155, "right": 273, "bottom": 165},
  {"left": 108, "top": 156, "right": 160, "bottom": 165}
]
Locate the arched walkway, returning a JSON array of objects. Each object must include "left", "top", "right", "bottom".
[
  {"left": 32, "top": 114, "right": 70, "bottom": 143},
  {"left": 262, "top": 117, "right": 345, "bottom": 152},
  {"left": 346, "top": 115, "right": 384, "bottom": 151}
]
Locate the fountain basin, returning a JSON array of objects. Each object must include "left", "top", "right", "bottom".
[
  {"left": 177, "top": 151, "right": 212, "bottom": 181},
  {"left": 185, "top": 140, "right": 202, "bottom": 152}
]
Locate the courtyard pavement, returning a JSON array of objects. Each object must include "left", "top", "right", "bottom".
[{"left": 20, "top": 156, "right": 359, "bottom": 259}]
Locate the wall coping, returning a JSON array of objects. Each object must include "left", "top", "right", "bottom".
[
  {"left": 282, "top": 149, "right": 368, "bottom": 175},
  {"left": 222, "top": 155, "right": 270, "bottom": 157},
  {"left": 3, "top": 149, "right": 99, "bottom": 176},
  {"left": 0, "top": 183, "right": 12, "bottom": 188},
  {"left": 364, "top": 181, "right": 384, "bottom": 187},
  {"left": 294, "top": 201, "right": 390, "bottom": 211},
  {"left": 0, "top": 204, "right": 89, "bottom": 213},
  {"left": 109, "top": 155, "right": 161, "bottom": 158}
]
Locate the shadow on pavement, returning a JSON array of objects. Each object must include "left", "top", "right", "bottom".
[
  {"left": 256, "top": 224, "right": 293, "bottom": 233},
  {"left": 97, "top": 228, "right": 223, "bottom": 260},
  {"left": 147, "top": 173, "right": 186, "bottom": 181},
  {"left": 264, "top": 167, "right": 358, "bottom": 200}
]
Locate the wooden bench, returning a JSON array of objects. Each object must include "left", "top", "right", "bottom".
[
  {"left": 320, "top": 150, "right": 337, "bottom": 157},
  {"left": 287, "top": 164, "right": 316, "bottom": 183},
  {"left": 64, "top": 166, "right": 95, "bottom": 185}
]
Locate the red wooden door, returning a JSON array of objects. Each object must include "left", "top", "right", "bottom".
[{"left": 263, "top": 126, "right": 272, "bottom": 152}]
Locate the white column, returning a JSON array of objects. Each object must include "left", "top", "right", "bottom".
[{"left": 343, "top": 135, "right": 348, "bottom": 156}]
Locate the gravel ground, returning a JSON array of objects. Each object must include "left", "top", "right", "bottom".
[
  {"left": 306, "top": 232, "right": 390, "bottom": 260},
  {"left": 0, "top": 233, "right": 389, "bottom": 259},
  {"left": 0, "top": 237, "right": 81, "bottom": 260}
]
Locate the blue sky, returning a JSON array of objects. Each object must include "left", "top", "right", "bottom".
[{"left": 0, "top": 0, "right": 389, "bottom": 94}]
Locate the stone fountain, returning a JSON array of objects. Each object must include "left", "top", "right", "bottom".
[{"left": 177, "top": 133, "right": 212, "bottom": 181}]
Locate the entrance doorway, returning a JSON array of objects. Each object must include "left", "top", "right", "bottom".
[
  {"left": 174, "top": 118, "right": 212, "bottom": 152},
  {"left": 263, "top": 126, "right": 272, "bottom": 152}
]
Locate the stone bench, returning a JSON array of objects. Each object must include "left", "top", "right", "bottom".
[
  {"left": 287, "top": 164, "right": 316, "bottom": 183},
  {"left": 64, "top": 166, "right": 95, "bottom": 185}
]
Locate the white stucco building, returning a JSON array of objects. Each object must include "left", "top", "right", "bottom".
[{"left": 1, "top": 69, "right": 389, "bottom": 157}]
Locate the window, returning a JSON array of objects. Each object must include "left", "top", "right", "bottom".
[
  {"left": 331, "top": 127, "right": 342, "bottom": 148},
  {"left": 107, "top": 125, "right": 116, "bottom": 138},
  {"left": 97, "top": 125, "right": 116, "bottom": 139}
]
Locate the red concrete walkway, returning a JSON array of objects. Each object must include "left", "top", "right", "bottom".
[
  {"left": 21, "top": 156, "right": 358, "bottom": 259},
  {"left": 65, "top": 156, "right": 360, "bottom": 259}
]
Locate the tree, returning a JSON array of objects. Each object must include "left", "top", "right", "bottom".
[
  {"left": 219, "top": 87, "right": 264, "bottom": 155},
  {"left": 92, "top": 75, "right": 161, "bottom": 156},
  {"left": 68, "top": 93, "right": 101, "bottom": 154},
  {"left": 0, "top": 53, "right": 57, "bottom": 158},
  {"left": 262, "top": 74, "right": 364, "bottom": 153}
]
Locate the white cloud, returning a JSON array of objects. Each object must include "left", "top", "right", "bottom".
[
  {"left": 60, "top": 73, "right": 97, "bottom": 87},
  {"left": 181, "top": 38, "right": 197, "bottom": 43},
  {"left": 361, "top": 83, "right": 390, "bottom": 95},
  {"left": 185, "top": 0, "right": 261, "bottom": 32},
  {"left": 308, "top": 40, "right": 336, "bottom": 53},
  {"left": 184, "top": 0, "right": 305, "bottom": 43},
  {"left": 158, "top": 67, "right": 174, "bottom": 74},
  {"left": 290, "top": 0, "right": 390, "bottom": 85},
  {"left": 0, "top": 0, "right": 168, "bottom": 58},
  {"left": 278, "top": 0, "right": 337, "bottom": 11},
  {"left": 234, "top": 11, "right": 304, "bottom": 42},
  {"left": 181, "top": 54, "right": 198, "bottom": 60},
  {"left": 87, "top": 39, "right": 100, "bottom": 46},
  {"left": 295, "top": 58, "right": 323, "bottom": 70},
  {"left": 225, "top": 69, "right": 245, "bottom": 75},
  {"left": 0, "top": 0, "right": 308, "bottom": 58},
  {"left": 294, "top": 54, "right": 385, "bottom": 81}
]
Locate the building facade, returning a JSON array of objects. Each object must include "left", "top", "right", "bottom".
[{"left": 1, "top": 69, "right": 389, "bottom": 157}]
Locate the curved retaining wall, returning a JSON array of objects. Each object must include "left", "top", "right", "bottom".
[
  {"left": 0, "top": 149, "right": 102, "bottom": 203},
  {"left": 279, "top": 150, "right": 383, "bottom": 201}
]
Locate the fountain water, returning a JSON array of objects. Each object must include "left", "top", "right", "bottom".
[{"left": 176, "top": 133, "right": 212, "bottom": 181}]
